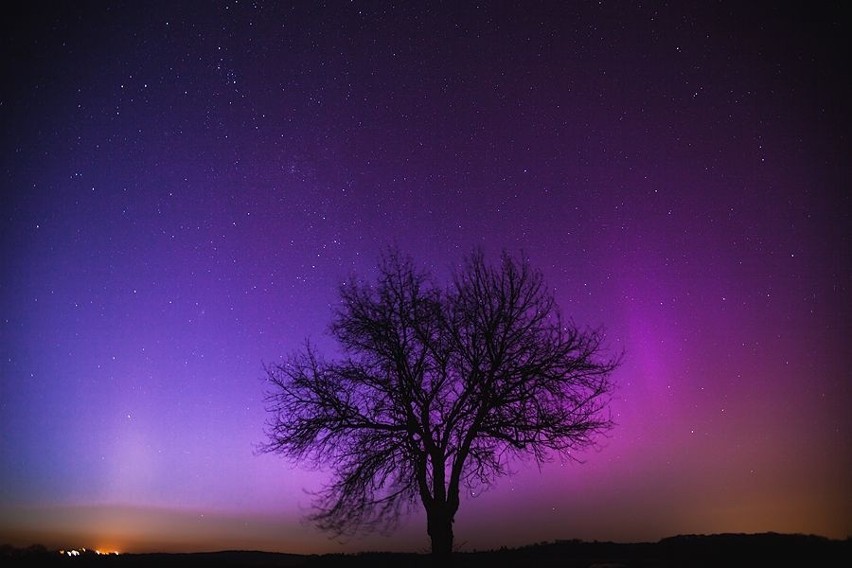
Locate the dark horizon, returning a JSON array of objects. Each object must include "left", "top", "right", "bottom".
[
  {"left": 3, "top": 530, "right": 849, "bottom": 556},
  {"left": 3, "top": 532, "right": 850, "bottom": 568}
]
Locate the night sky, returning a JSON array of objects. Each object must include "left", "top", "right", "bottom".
[{"left": 2, "top": 0, "right": 850, "bottom": 555}]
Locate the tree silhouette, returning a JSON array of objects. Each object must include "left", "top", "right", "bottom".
[{"left": 260, "top": 248, "right": 620, "bottom": 560}]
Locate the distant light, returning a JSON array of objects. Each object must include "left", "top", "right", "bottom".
[{"left": 59, "top": 547, "right": 119, "bottom": 557}]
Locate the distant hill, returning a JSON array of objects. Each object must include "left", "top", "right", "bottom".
[{"left": 3, "top": 533, "right": 849, "bottom": 567}]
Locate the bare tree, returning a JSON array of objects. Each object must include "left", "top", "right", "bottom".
[{"left": 260, "top": 248, "right": 619, "bottom": 560}]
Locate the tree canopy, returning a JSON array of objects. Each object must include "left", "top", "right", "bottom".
[{"left": 260, "top": 248, "right": 620, "bottom": 559}]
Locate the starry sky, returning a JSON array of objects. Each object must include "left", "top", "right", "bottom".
[{"left": 1, "top": 0, "right": 850, "bottom": 555}]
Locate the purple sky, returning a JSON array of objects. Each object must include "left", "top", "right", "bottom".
[{"left": 1, "top": 1, "right": 849, "bottom": 555}]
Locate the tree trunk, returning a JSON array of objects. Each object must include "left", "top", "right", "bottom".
[{"left": 426, "top": 503, "right": 454, "bottom": 562}]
